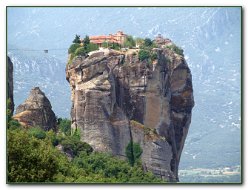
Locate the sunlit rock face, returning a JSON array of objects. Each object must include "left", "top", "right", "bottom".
[
  {"left": 14, "top": 87, "right": 57, "bottom": 131},
  {"left": 66, "top": 46, "right": 194, "bottom": 182}
]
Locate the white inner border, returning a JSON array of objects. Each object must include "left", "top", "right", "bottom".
[{"left": 0, "top": 0, "right": 246, "bottom": 189}]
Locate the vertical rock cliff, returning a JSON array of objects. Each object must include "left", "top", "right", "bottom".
[
  {"left": 66, "top": 46, "right": 194, "bottom": 182},
  {"left": 13, "top": 87, "right": 57, "bottom": 131},
  {"left": 7, "top": 57, "right": 14, "bottom": 115}
]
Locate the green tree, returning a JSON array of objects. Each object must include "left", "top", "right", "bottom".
[
  {"left": 68, "top": 43, "right": 81, "bottom": 54},
  {"left": 73, "top": 34, "right": 81, "bottom": 44},
  {"left": 138, "top": 49, "right": 150, "bottom": 61},
  {"left": 83, "top": 35, "right": 90, "bottom": 47},
  {"left": 124, "top": 35, "right": 135, "bottom": 48},
  {"left": 7, "top": 129, "right": 66, "bottom": 182},
  {"left": 46, "top": 130, "right": 59, "bottom": 146},
  {"left": 125, "top": 141, "right": 143, "bottom": 166},
  {"left": 75, "top": 47, "right": 86, "bottom": 56},
  {"left": 28, "top": 127, "right": 46, "bottom": 140},
  {"left": 60, "top": 135, "right": 93, "bottom": 157},
  {"left": 8, "top": 119, "right": 21, "bottom": 130},
  {"left": 8, "top": 126, "right": 161, "bottom": 183},
  {"left": 72, "top": 128, "right": 81, "bottom": 141},
  {"left": 57, "top": 118, "right": 71, "bottom": 136},
  {"left": 85, "top": 43, "right": 98, "bottom": 53},
  {"left": 102, "top": 41, "right": 109, "bottom": 48},
  {"left": 144, "top": 38, "right": 153, "bottom": 47},
  {"left": 73, "top": 151, "right": 161, "bottom": 183},
  {"left": 110, "top": 43, "right": 121, "bottom": 50},
  {"left": 151, "top": 52, "right": 158, "bottom": 61}
]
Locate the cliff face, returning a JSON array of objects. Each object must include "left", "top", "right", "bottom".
[
  {"left": 13, "top": 87, "right": 57, "bottom": 131},
  {"left": 66, "top": 47, "right": 194, "bottom": 182},
  {"left": 7, "top": 57, "right": 14, "bottom": 115}
]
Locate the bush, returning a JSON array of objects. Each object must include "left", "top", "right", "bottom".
[
  {"left": 102, "top": 41, "right": 108, "bottom": 48},
  {"left": 7, "top": 129, "right": 66, "bottom": 182},
  {"left": 73, "top": 151, "right": 162, "bottom": 183},
  {"left": 68, "top": 43, "right": 81, "bottom": 54},
  {"left": 8, "top": 127, "right": 162, "bottom": 183},
  {"left": 151, "top": 52, "right": 158, "bottom": 61},
  {"left": 166, "top": 44, "right": 184, "bottom": 56},
  {"left": 72, "top": 128, "right": 81, "bottom": 141},
  {"left": 46, "top": 130, "right": 59, "bottom": 146},
  {"left": 60, "top": 138, "right": 76, "bottom": 155},
  {"left": 60, "top": 135, "right": 93, "bottom": 157},
  {"left": 28, "top": 127, "right": 46, "bottom": 140},
  {"left": 68, "top": 35, "right": 99, "bottom": 65},
  {"left": 109, "top": 43, "right": 121, "bottom": 50},
  {"left": 138, "top": 49, "right": 150, "bottom": 61},
  {"left": 76, "top": 141, "right": 93, "bottom": 155},
  {"left": 8, "top": 119, "right": 21, "bottom": 130},
  {"left": 57, "top": 118, "right": 71, "bottom": 136},
  {"left": 75, "top": 47, "right": 86, "bottom": 56},
  {"left": 144, "top": 38, "right": 153, "bottom": 47},
  {"left": 124, "top": 35, "right": 136, "bottom": 48},
  {"left": 85, "top": 43, "right": 99, "bottom": 53}
]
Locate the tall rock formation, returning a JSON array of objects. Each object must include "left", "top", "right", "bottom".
[
  {"left": 66, "top": 45, "right": 194, "bottom": 182},
  {"left": 13, "top": 87, "right": 57, "bottom": 131},
  {"left": 7, "top": 57, "right": 14, "bottom": 115}
]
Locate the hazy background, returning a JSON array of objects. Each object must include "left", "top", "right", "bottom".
[{"left": 7, "top": 7, "right": 241, "bottom": 182}]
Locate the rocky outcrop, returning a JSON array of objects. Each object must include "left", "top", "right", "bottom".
[
  {"left": 13, "top": 87, "right": 57, "bottom": 131},
  {"left": 66, "top": 46, "right": 194, "bottom": 182},
  {"left": 7, "top": 57, "right": 14, "bottom": 115}
]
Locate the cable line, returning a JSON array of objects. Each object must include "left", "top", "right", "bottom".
[{"left": 8, "top": 48, "right": 68, "bottom": 53}]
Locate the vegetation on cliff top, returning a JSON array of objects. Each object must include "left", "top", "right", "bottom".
[
  {"left": 165, "top": 44, "right": 184, "bottom": 56},
  {"left": 68, "top": 33, "right": 183, "bottom": 65},
  {"left": 68, "top": 35, "right": 99, "bottom": 64}
]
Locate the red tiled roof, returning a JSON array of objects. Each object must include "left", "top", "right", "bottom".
[
  {"left": 90, "top": 39, "right": 118, "bottom": 44},
  {"left": 90, "top": 36, "right": 112, "bottom": 40},
  {"left": 89, "top": 31, "right": 126, "bottom": 45}
]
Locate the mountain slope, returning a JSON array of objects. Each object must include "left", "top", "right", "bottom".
[{"left": 8, "top": 48, "right": 71, "bottom": 118}]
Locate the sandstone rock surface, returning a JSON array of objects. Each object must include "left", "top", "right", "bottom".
[
  {"left": 66, "top": 46, "right": 194, "bottom": 182},
  {"left": 13, "top": 87, "right": 57, "bottom": 131}
]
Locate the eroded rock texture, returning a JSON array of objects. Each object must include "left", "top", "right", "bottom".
[
  {"left": 13, "top": 87, "right": 57, "bottom": 131},
  {"left": 66, "top": 47, "right": 194, "bottom": 182},
  {"left": 7, "top": 57, "right": 14, "bottom": 115}
]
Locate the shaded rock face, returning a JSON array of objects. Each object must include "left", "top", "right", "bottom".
[
  {"left": 7, "top": 57, "right": 14, "bottom": 115},
  {"left": 66, "top": 48, "right": 194, "bottom": 182},
  {"left": 13, "top": 87, "right": 57, "bottom": 131}
]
